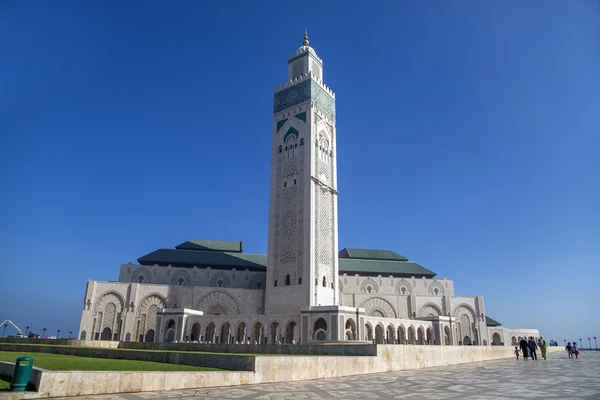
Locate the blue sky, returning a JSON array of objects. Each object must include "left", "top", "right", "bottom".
[{"left": 1, "top": 1, "right": 598, "bottom": 344}]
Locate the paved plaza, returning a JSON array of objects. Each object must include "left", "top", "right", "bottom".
[{"left": 57, "top": 351, "right": 600, "bottom": 400}]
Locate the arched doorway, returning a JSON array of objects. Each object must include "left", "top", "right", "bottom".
[
  {"left": 386, "top": 325, "right": 395, "bottom": 344},
  {"left": 313, "top": 318, "right": 327, "bottom": 341},
  {"left": 397, "top": 325, "right": 406, "bottom": 344},
  {"left": 270, "top": 322, "right": 280, "bottom": 344},
  {"left": 375, "top": 324, "right": 385, "bottom": 344},
  {"left": 191, "top": 323, "right": 201, "bottom": 342},
  {"left": 492, "top": 332, "right": 502, "bottom": 345},
  {"left": 426, "top": 327, "right": 434, "bottom": 345},
  {"left": 444, "top": 325, "right": 452, "bottom": 345},
  {"left": 205, "top": 323, "right": 216, "bottom": 343},
  {"left": 285, "top": 321, "right": 298, "bottom": 344},
  {"left": 165, "top": 319, "right": 176, "bottom": 342},
  {"left": 345, "top": 318, "right": 357, "bottom": 340},
  {"left": 511, "top": 336, "right": 517, "bottom": 346},
  {"left": 221, "top": 322, "right": 231, "bottom": 344},
  {"left": 253, "top": 322, "right": 263, "bottom": 344},
  {"left": 407, "top": 326, "right": 416, "bottom": 344},
  {"left": 463, "top": 335, "right": 472, "bottom": 345},
  {"left": 237, "top": 322, "right": 246, "bottom": 343},
  {"left": 100, "top": 327, "right": 112, "bottom": 341},
  {"left": 417, "top": 327, "right": 425, "bottom": 345},
  {"left": 365, "top": 323, "right": 373, "bottom": 342},
  {"left": 145, "top": 329, "right": 155, "bottom": 342},
  {"left": 80, "top": 331, "right": 87, "bottom": 340}
]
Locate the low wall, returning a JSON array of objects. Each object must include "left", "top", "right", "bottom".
[
  {"left": 118, "top": 341, "right": 378, "bottom": 356},
  {"left": 0, "top": 344, "right": 563, "bottom": 398},
  {"left": 0, "top": 361, "right": 45, "bottom": 392},
  {"left": 0, "top": 344, "right": 254, "bottom": 372}
]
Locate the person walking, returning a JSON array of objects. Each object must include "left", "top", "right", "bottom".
[
  {"left": 572, "top": 341, "right": 579, "bottom": 359},
  {"left": 519, "top": 337, "right": 529, "bottom": 359},
  {"left": 514, "top": 346, "right": 520, "bottom": 360},
  {"left": 528, "top": 336, "right": 538, "bottom": 360},
  {"left": 538, "top": 337, "right": 548, "bottom": 360},
  {"left": 566, "top": 342, "right": 573, "bottom": 358}
]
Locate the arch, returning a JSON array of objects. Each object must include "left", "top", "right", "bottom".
[
  {"left": 209, "top": 271, "right": 231, "bottom": 287},
  {"left": 359, "top": 278, "right": 379, "bottom": 294},
  {"left": 100, "top": 327, "right": 112, "bottom": 341},
  {"left": 428, "top": 281, "right": 445, "bottom": 296},
  {"left": 511, "top": 336, "right": 517, "bottom": 346},
  {"left": 136, "top": 293, "right": 167, "bottom": 342},
  {"left": 463, "top": 335, "right": 472, "bottom": 345},
  {"left": 375, "top": 324, "right": 385, "bottom": 344},
  {"left": 236, "top": 321, "right": 247, "bottom": 343},
  {"left": 145, "top": 329, "right": 155, "bottom": 342},
  {"left": 125, "top": 332, "right": 131, "bottom": 342},
  {"left": 285, "top": 321, "right": 298, "bottom": 344},
  {"left": 386, "top": 324, "right": 396, "bottom": 344},
  {"left": 80, "top": 331, "right": 87, "bottom": 340},
  {"left": 418, "top": 303, "right": 443, "bottom": 317},
  {"left": 426, "top": 327, "right": 434, "bottom": 345},
  {"left": 338, "top": 279, "right": 344, "bottom": 294},
  {"left": 191, "top": 323, "right": 201, "bottom": 342},
  {"left": 171, "top": 269, "right": 192, "bottom": 286},
  {"left": 407, "top": 325, "right": 416, "bottom": 344},
  {"left": 345, "top": 318, "right": 357, "bottom": 341},
  {"left": 197, "top": 291, "right": 240, "bottom": 315},
  {"left": 253, "top": 321, "right": 263, "bottom": 344},
  {"left": 492, "top": 332, "right": 503, "bottom": 346},
  {"left": 395, "top": 279, "right": 413, "bottom": 295},
  {"left": 285, "top": 274, "right": 291, "bottom": 286},
  {"left": 365, "top": 322, "right": 374, "bottom": 342},
  {"left": 270, "top": 321, "right": 281, "bottom": 344},
  {"left": 205, "top": 323, "right": 216, "bottom": 343},
  {"left": 94, "top": 291, "right": 125, "bottom": 315},
  {"left": 313, "top": 318, "right": 327, "bottom": 341},
  {"left": 360, "top": 297, "right": 397, "bottom": 319},
  {"left": 397, "top": 325, "right": 406, "bottom": 344},
  {"left": 130, "top": 267, "right": 151, "bottom": 284},
  {"left": 221, "top": 322, "right": 231, "bottom": 344},
  {"left": 417, "top": 326, "right": 426, "bottom": 345}
]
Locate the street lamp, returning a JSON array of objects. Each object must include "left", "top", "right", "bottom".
[
  {"left": 57, "top": 330, "right": 60, "bottom": 339},
  {"left": 26, "top": 326, "right": 30, "bottom": 336},
  {"left": 579, "top": 338, "right": 582, "bottom": 349},
  {"left": 588, "top": 338, "right": 592, "bottom": 349},
  {"left": 42, "top": 328, "right": 46, "bottom": 338},
  {"left": 563, "top": 339, "right": 566, "bottom": 346},
  {"left": 69, "top": 331, "right": 72, "bottom": 339},
  {"left": 594, "top": 337, "right": 597, "bottom": 349}
]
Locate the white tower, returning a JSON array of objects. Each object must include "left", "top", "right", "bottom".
[{"left": 266, "top": 33, "right": 339, "bottom": 315}]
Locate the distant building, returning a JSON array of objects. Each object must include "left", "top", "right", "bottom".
[{"left": 79, "top": 33, "right": 538, "bottom": 347}]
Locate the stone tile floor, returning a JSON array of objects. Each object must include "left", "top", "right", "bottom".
[{"left": 55, "top": 351, "right": 600, "bottom": 400}]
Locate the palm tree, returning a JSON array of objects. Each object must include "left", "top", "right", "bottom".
[
  {"left": 588, "top": 338, "right": 592, "bottom": 349},
  {"left": 594, "top": 337, "right": 597, "bottom": 349}
]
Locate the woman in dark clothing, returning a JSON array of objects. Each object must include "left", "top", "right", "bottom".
[{"left": 519, "top": 337, "right": 529, "bottom": 359}]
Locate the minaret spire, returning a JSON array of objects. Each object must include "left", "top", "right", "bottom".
[{"left": 303, "top": 30, "right": 309, "bottom": 47}]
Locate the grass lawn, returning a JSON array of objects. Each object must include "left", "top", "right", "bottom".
[
  {"left": 0, "top": 376, "right": 10, "bottom": 391},
  {"left": 0, "top": 351, "right": 224, "bottom": 372}
]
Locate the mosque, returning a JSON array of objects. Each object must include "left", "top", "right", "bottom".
[{"left": 78, "top": 34, "right": 538, "bottom": 348}]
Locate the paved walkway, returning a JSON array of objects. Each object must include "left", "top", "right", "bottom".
[{"left": 57, "top": 351, "right": 600, "bottom": 400}]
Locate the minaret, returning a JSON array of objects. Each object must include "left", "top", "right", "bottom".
[{"left": 265, "top": 33, "right": 339, "bottom": 315}]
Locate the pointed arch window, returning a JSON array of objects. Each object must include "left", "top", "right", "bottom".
[{"left": 285, "top": 275, "right": 291, "bottom": 286}]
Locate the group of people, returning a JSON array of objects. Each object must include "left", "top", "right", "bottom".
[
  {"left": 565, "top": 342, "right": 580, "bottom": 359},
  {"left": 515, "top": 336, "right": 547, "bottom": 360}
]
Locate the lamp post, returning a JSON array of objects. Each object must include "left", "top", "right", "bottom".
[
  {"left": 2, "top": 323, "right": 7, "bottom": 336},
  {"left": 447, "top": 312, "right": 453, "bottom": 346},
  {"left": 588, "top": 338, "right": 592, "bottom": 349},
  {"left": 57, "top": 330, "right": 60, "bottom": 339},
  {"left": 69, "top": 331, "right": 72, "bottom": 339},
  {"left": 42, "top": 328, "right": 46, "bottom": 338},
  {"left": 594, "top": 337, "right": 597, "bottom": 349},
  {"left": 579, "top": 338, "right": 582, "bottom": 349},
  {"left": 26, "top": 326, "right": 30, "bottom": 336},
  {"left": 564, "top": 339, "right": 566, "bottom": 346}
]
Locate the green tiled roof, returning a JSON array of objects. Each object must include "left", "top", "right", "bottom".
[
  {"left": 138, "top": 249, "right": 265, "bottom": 270},
  {"left": 175, "top": 240, "right": 243, "bottom": 253},
  {"left": 338, "top": 258, "right": 436, "bottom": 278},
  {"left": 486, "top": 316, "right": 502, "bottom": 326},
  {"left": 339, "top": 248, "right": 408, "bottom": 261}
]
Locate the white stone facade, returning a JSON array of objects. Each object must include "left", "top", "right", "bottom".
[{"left": 78, "top": 34, "right": 540, "bottom": 347}]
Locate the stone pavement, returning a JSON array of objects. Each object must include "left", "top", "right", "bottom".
[{"left": 54, "top": 351, "right": 600, "bottom": 400}]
